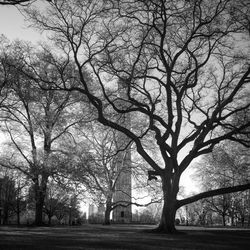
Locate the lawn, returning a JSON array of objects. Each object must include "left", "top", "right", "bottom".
[{"left": 0, "top": 224, "right": 249, "bottom": 250}]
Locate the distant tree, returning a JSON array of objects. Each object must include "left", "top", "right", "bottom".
[
  {"left": 13, "top": 175, "right": 28, "bottom": 225},
  {"left": 233, "top": 190, "right": 250, "bottom": 227},
  {"left": 67, "top": 120, "right": 163, "bottom": 225},
  {"left": 43, "top": 180, "right": 70, "bottom": 225},
  {"left": 65, "top": 121, "right": 132, "bottom": 225},
  {"left": 0, "top": 167, "right": 28, "bottom": 225},
  {"left": 185, "top": 198, "right": 212, "bottom": 226},
  {"left": 0, "top": 35, "right": 12, "bottom": 109},
  {"left": 206, "top": 195, "right": 231, "bottom": 226},
  {"left": 140, "top": 202, "right": 162, "bottom": 224},
  {"left": 193, "top": 142, "right": 250, "bottom": 226},
  {"left": 139, "top": 208, "right": 157, "bottom": 224},
  {"left": 0, "top": 41, "right": 84, "bottom": 225},
  {"left": 0, "top": 175, "right": 15, "bottom": 224}
]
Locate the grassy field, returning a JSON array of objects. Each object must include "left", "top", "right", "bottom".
[{"left": 0, "top": 224, "right": 249, "bottom": 250}]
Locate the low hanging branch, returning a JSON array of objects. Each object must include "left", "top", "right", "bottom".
[
  {"left": 0, "top": 0, "right": 51, "bottom": 5},
  {"left": 0, "top": 0, "right": 32, "bottom": 5},
  {"left": 177, "top": 183, "right": 250, "bottom": 209},
  {"left": 112, "top": 198, "right": 163, "bottom": 210}
]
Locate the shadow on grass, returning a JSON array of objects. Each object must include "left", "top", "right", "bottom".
[{"left": 0, "top": 224, "right": 249, "bottom": 250}]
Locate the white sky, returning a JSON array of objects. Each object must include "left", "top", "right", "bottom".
[
  {"left": 0, "top": 4, "right": 43, "bottom": 42},
  {"left": 0, "top": 3, "right": 199, "bottom": 198}
]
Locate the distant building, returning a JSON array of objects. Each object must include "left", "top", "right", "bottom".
[
  {"left": 112, "top": 154, "right": 132, "bottom": 223},
  {"left": 112, "top": 79, "right": 132, "bottom": 223}
]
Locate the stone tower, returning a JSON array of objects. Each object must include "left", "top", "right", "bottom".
[{"left": 112, "top": 79, "right": 132, "bottom": 223}]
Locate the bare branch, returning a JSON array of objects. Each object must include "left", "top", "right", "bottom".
[{"left": 178, "top": 183, "right": 250, "bottom": 208}]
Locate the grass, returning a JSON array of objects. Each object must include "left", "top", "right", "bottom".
[{"left": 0, "top": 224, "right": 250, "bottom": 250}]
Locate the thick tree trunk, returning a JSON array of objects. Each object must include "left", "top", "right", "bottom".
[
  {"left": 156, "top": 174, "right": 179, "bottom": 234},
  {"left": 157, "top": 202, "right": 177, "bottom": 233}
]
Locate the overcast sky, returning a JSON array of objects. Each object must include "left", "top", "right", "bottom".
[{"left": 0, "top": 2, "right": 45, "bottom": 42}]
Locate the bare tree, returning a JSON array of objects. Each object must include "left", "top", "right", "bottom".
[
  {"left": 66, "top": 119, "right": 163, "bottom": 225},
  {"left": 24, "top": 0, "right": 250, "bottom": 233},
  {"left": 43, "top": 179, "right": 78, "bottom": 225},
  {"left": 193, "top": 142, "right": 250, "bottom": 226},
  {"left": 0, "top": 36, "right": 12, "bottom": 109},
  {"left": 0, "top": 41, "right": 84, "bottom": 225},
  {"left": 65, "top": 121, "right": 132, "bottom": 225}
]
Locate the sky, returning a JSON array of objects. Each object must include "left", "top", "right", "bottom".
[
  {"left": 0, "top": 4, "right": 43, "bottom": 42},
  {"left": 0, "top": 3, "right": 200, "bottom": 200}
]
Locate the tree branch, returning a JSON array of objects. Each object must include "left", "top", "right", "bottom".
[{"left": 177, "top": 183, "right": 250, "bottom": 208}]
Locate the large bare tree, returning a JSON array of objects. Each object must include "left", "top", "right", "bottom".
[{"left": 24, "top": 0, "right": 250, "bottom": 233}]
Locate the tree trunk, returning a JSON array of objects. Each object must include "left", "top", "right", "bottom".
[
  {"left": 35, "top": 192, "right": 45, "bottom": 226},
  {"left": 156, "top": 175, "right": 178, "bottom": 233},
  {"left": 241, "top": 216, "right": 244, "bottom": 227},
  {"left": 34, "top": 175, "right": 48, "bottom": 226},
  {"left": 104, "top": 207, "right": 112, "bottom": 225},
  {"left": 222, "top": 213, "right": 226, "bottom": 226},
  {"left": 48, "top": 214, "right": 52, "bottom": 226},
  {"left": 104, "top": 196, "right": 112, "bottom": 225},
  {"left": 3, "top": 205, "right": 8, "bottom": 225},
  {"left": 16, "top": 199, "right": 20, "bottom": 225},
  {"left": 157, "top": 202, "right": 177, "bottom": 233},
  {"left": 16, "top": 182, "right": 21, "bottom": 225},
  {"left": 231, "top": 214, "right": 235, "bottom": 226}
]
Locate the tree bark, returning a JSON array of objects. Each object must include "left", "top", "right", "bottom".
[
  {"left": 157, "top": 201, "right": 177, "bottom": 233},
  {"left": 35, "top": 192, "right": 45, "bottom": 226},
  {"left": 34, "top": 175, "right": 48, "bottom": 226},
  {"left": 156, "top": 175, "right": 178, "bottom": 233},
  {"left": 104, "top": 195, "right": 112, "bottom": 225},
  {"left": 104, "top": 207, "right": 111, "bottom": 225}
]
